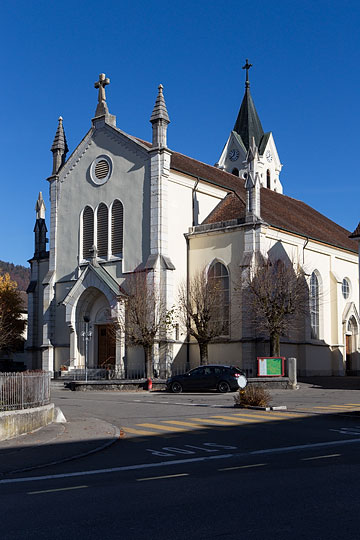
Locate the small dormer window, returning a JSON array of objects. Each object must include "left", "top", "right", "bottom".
[{"left": 232, "top": 168, "right": 239, "bottom": 176}]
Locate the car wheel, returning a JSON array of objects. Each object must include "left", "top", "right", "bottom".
[
  {"left": 218, "top": 381, "right": 231, "bottom": 393},
  {"left": 171, "top": 381, "right": 183, "bottom": 394}
]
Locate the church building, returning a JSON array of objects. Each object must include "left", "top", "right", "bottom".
[{"left": 26, "top": 64, "right": 360, "bottom": 377}]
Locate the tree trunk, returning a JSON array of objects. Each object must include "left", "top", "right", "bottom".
[
  {"left": 144, "top": 345, "right": 154, "bottom": 378},
  {"left": 270, "top": 333, "right": 280, "bottom": 357},
  {"left": 199, "top": 342, "right": 209, "bottom": 365}
]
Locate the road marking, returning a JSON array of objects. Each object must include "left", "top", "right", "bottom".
[
  {"left": 0, "top": 454, "right": 232, "bottom": 485},
  {"left": 3, "top": 437, "right": 360, "bottom": 486},
  {"left": 233, "top": 412, "right": 301, "bottom": 420},
  {"left": 324, "top": 405, "right": 360, "bottom": 409},
  {"left": 28, "top": 485, "right": 88, "bottom": 495},
  {"left": 301, "top": 454, "right": 341, "bottom": 461},
  {"left": 218, "top": 464, "right": 267, "bottom": 471},
  {"left": 214, "top": 414, "right": 263, "bottom": 423},
  {"left": 189, "top": 417, "right": 238, "bottom": 426},
  {"left": 313, "top": 406, "right": 355, "bottom": 410},
  {"left": 137, "top": 423, "right": 186, "bottom": 432},
  {"left": 161, "top": 420, "right": 209, "bottom": 429},
  {"left": 122, "top": 427, "right": 159, "bottom": 436},
  {"left": 136, "top": 473, "right": 189, "bottom": 482}
]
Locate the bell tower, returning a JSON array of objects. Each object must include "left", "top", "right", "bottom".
[{"left": 216, "top": 60, "right": 283, "bottom": 194}]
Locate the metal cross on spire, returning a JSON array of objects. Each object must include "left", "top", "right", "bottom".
[
  {"left": 242, "top": 59, "right": 252, "bottom": 88},
  {"left": 94, "top": 73, "right": 110, "bottom": 116}
]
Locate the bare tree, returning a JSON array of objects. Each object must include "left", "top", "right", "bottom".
[
  {"left": 178, "top": 267, "right": 229, "bottom": 365},
  {"left": 114, "top": 271, "right": 172, "bottom": 378},
  {"left": 244, "top": 258, "right": 308, "bottom": 357}
]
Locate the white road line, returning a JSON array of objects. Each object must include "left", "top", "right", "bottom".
[
  {"left": 0, "top": 454, "right": 232, "bottom": 485},
  {"left": 250, "top": 438, "right": 360, "bottom": 455},
  {"left": 28, "top": 485, "right": 88, "bottom": 495},
  {"left": 218, "top": 464, "right": 267, "bottom": 471},
  {"left": 301, "top": 454, "right": 341, "bottom": 461},
  {"left": 136, "top": 473, "right": 189, "bottom": 482},
  {"left": 2, "top": 437, "right": 360, "bottom": 486}
]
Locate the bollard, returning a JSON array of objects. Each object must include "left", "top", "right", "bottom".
[{"left": 288, "top": 357, "right": 298, "bottom": 389}]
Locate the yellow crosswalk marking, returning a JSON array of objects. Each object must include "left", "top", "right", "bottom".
[
  {"left": 313, "top": 406, "right": 353, "bottom": 410},
  {"left": 189, "top": 417, "right": 238, "bottom": 426},
  {"left": 137, "top": 423, "right": 186, "bottom": 432},
  {"left": 161, "top": 420, "right": 209, "bottom": 429},
  {"left": 122, "top": 426, "right": 158, "bottom": 436},
  {"left": 232, "top": 412, "right": 281, "bottom": 421},
  {"left": 212, "top": 415, "right": 263, "bottom": 423}
]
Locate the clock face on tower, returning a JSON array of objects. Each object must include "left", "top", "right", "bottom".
[
  {"left": 228, "top": 149, "right": 239, "bottom": 162},
  {"left": 266, "top": 150, "right": 273, "bottom": 163}
]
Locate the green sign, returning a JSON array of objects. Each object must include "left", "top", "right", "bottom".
[{"left": 257, "top": 357, "right": 285, "bottom": 377}]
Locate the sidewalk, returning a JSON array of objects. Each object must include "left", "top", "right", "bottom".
[
  {"left": 0, "top": 415, "right": 120, "bottom": 476},
  {"left": 269, "top": 376, "right": 360, "bottom": 411}
]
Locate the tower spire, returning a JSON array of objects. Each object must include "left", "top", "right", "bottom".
[
  {"left": 51, "top": 116, "right": 68, "bottom": 175},
  {"left": 233, "top": 60, "right": 264, "bottom": 150},
  {"left": 150, "top": 84, "right": 170, "bottom": 148},
  {"left": 35, "top": 192, "right": 46, "bottom": 219},
  {"left": 34, "top": 192, "right": 47, "bottom": 258}
]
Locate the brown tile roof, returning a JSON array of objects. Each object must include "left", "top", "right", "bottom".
[
  {"left": 202, "top": 188, "right": 357, "bottom": 253},
  {"left": 350, "top": 222, "right": 360, "bottom": 239},
  {"left": 135, "top": 137, "right": 357, "bottom": 253}
]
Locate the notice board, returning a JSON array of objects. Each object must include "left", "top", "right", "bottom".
[{"left": 257, "top": 357, "right": 285, "bottom": 377}]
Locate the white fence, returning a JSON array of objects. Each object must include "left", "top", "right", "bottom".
[{"left": 0, "top": 372, "right": 51, "bottom": 412}]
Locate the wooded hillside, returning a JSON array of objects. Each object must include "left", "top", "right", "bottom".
[{"left": 0, "top": 261, "right": 30, "bottom": 291}]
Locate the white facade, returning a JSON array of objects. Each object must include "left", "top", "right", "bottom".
[{"left": 26, "top": 74, "right": 359, "bottom": 377}]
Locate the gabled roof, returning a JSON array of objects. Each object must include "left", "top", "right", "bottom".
[
  {"left": 201, "top": 188, "right": 357, "bottom": 254},
  {"left": 136, "top": 136, "right": 356, "bottom": 253},
  {"left": 349, "top": 223, "right": 360, "bottom": 239}
]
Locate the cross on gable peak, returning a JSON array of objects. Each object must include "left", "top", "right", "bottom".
[{"left": 94, "top": 73, "right": 110, "bottom": 117}]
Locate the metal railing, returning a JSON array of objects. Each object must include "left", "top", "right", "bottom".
[
  {"left": 59, "top": 365, "right": 188, "bottom": 381},
  {"left": 0, "top": 371, "right": 51, "bottom": 412}
]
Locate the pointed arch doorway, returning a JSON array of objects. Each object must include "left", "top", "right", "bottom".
[{"left": 346, "top": 316, "right": 358, "bottom": 375}]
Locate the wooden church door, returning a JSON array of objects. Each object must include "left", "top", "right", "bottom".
[{"left": 97, "top": 325, "right": 116, "bottom": 368}]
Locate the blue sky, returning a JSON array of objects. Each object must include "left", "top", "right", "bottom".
[{"left": 1, "top": 0, "right": 360, "bottom": 266}]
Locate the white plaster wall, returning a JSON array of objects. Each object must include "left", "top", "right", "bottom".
[
  {"left": 166, "top": 171, "right": 227, "bottom": 318},
  {"left": 188, "top": 228, "right": 245, "bottom": 341},
  {"left": 55, "top": 128, "right": 151, "bottom": 280},
  {"left": 187, "top": 221, "right": 359, "bottom": 375}
]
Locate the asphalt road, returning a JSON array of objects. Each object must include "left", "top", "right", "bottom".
[{"left": 2, "top": 387, "right": 360, "bottom": 539}]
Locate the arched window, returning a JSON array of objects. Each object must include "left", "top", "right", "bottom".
[
  {"left": 208, "top": 261, "right": 230, "bottom": 335},
  {"left": 232, "top": 168, "right": 239, "bottom": 176},
  {"left": 342, "top": 278, "right": 350, "bottom": 299},
  {"left": 310, "top": 272, "right": 319, "bottom": 339},
  {"left": 97, "top": 203, "right": 108, "bottom": 257},
  {"left": 111, "top": 200, "right": 124, "bottom": 256},
  {"left": 82, "top": 206, "right": 94, "bottom": 260},
  {"left": 267, "top": 170, "right": 271, "bottom": 189}
]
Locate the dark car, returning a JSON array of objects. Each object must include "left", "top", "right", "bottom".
[{"left": 166, "top": 365, "right": 247, "bottom": 394}]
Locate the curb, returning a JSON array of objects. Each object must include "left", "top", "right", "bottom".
[
  {"left": 234, "top": 405, "right": 287, "bottom": 411},
  {"left": 0, "top": 420, "right": 121, "bottom": 477}
]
